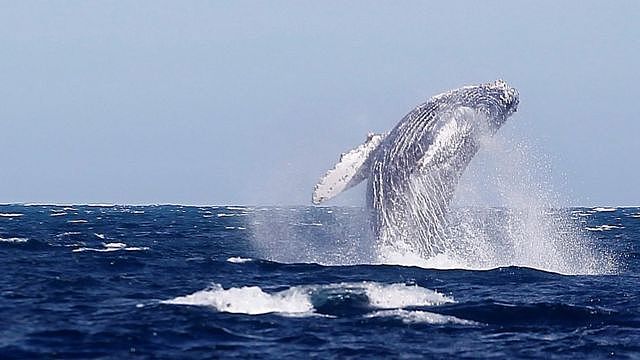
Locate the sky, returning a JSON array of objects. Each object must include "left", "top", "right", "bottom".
[{"left": 1, "top": 1, "right": 639, "bottom": 206}]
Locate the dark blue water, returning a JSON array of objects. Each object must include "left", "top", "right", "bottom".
[{"left": 1, "top": 204, "right": 638, "bottom": 359}]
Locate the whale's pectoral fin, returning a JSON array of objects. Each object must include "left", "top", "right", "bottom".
[{"left": 312, "top": 133, "right": 385, "bottom": 204}]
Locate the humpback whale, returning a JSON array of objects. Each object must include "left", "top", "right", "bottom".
[{"left": 312, "top": 80, "right": 519, "bottom": 258}]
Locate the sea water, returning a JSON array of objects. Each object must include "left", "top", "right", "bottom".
[{"left": 0, "top": 204, "right": 638, "bottom": 358}]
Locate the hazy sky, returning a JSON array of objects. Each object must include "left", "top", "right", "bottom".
[{"left": 1, "top": 1, "right": 639, "bottom": 205}]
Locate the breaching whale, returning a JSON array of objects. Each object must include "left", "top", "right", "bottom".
[{"left": 312, "top": 79, "right": 519, "bottom": 258}]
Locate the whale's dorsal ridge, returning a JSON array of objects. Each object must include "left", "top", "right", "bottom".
[{"left": 312, "top": 133, "right": 386, "bottom": 205}]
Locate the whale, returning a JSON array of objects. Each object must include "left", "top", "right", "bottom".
[{"left": 312, "top": 79, "right": 519, "bottom": 258}]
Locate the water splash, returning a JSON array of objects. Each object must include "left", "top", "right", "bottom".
[
  {"left": 441, "top": 134, "right": 617, "bottom": 274},
  {"left": 247, "top": 206, "right": 375, "bottom": 265},
  {"left": 248, "top": 134, "right": 616, "bottom": 274}
]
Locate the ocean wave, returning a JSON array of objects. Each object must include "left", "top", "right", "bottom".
[
  {"left": 72, "top": 242, "right": 149, "bottom": 253},
  {"left": 363, "top": 282, "right": 453, "bottom": 308},
  {"left": 225, "top": 206, "right": 250, "bottom": 211},
  {"left": 0, "top": 213, "right": 23, "bottom": 218},
  {"left": 163, "top": 282, "right": 453, "bottom": 317},
  {"left": 593, "top": 207, "right": 617, "bottom": 212},
  {"left": 227, "top": 257, "right": 253, "bottom": 263},
  {"left": 56, "top": 232, "right": 82, "bottom": 237},
  {"left": 217, "top": 213, "right": 247, "bottom": 217},
  {"left": 0, "top": 237, "right": 29, "bottom": 243},
  {"left": 224, "top": 226, "right": 246, "bottom": 230},
  {"left": 365, "top": 309, "right": 479, "bottom": 325},
  {"left": 586, "top": 225, "right": 625, "bottom": 231}
]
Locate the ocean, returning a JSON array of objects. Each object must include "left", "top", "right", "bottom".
[{"left": 1, "top": 204, "right": 638, "bottom": 359}]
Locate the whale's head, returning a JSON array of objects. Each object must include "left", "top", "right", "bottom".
[{"left": 472, "top": 79, "right": 519, "bottom": 130}]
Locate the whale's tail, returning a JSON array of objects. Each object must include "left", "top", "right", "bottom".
[{"left": 312, "top": 133, "right": 385, "bottom": 204}]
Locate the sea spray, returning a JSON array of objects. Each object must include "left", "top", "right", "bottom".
[
  {"left": 447, "top": 134, "right": 616, "bottom": 274},
  {"left": 247, "top": 206, "right": 375, "bottom": 265},
  {"left": 248, "top": 134, "right": 616, "bottom": 274}
]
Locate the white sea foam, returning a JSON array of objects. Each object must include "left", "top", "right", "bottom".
[
  {"left": 104, "top": 242, "right": 126, "bottom": 248},
  {"left": 593, "top": 207, "right": 617, "bottom": 212},
  {"left": 0, "top": 213, "right": 23, "bottom": 218},
  {"left": 224, "top": 226, "right": 246, "bottom": 230},
  {"left": 585, "top": 225, "right": 624, "bottom": 232},
  {"left": 363, "top": 282, "right": 453, "bottom": 308},
  {"left": 67, "top": 220, "right": 88, "bottom": 224},
  {"left": 50, "top": 212, "right": 67, "bottom": 217},
  {"left": 163, "top": 282, "right": 453, "bottom": 316},
  {"left": 72, "top": 242, "right": 149, "bottom": 253},
  {"left": 56, "top": 232, "right": 82, "bottom": 237},
  {"left": 24, "top": 203, "right": 68, "bottom": 206},
  {"left": 576, "top": 212, "right": 593, "bottom": 217},
  {"left": 226, "top": 257, "right": 253, "bottom": 264},
  {"left": 164, "top": 284, "right": 314, "bottom": 315},
  {"left": 379, "top": 249, "right": 481, "bottom": 270},
  {"left": 366, "top": 309, "right": 478, "bottom": 325},
  {"left": 0, "top": 237, "right": 28, "bottom": 243},
  {"left": 94, "top": 233, "right": 106, "bottom": 239},
  {"left": 226, "top": 206, "right": 249, "bottom": 211}
]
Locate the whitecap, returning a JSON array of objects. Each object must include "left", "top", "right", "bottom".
[
  {"left": 67, "top": 220, "right": 88, "bottom": 224},
  {"left": 363, "top": 282, "right": 453, "bottom": 308},
  {"left": 50, "top": 212, "right": 67, "bottom": 217},
  {"left": 365, "top": 309, "right": 479, "bottom": 325},
  {"left": 593, "top": 207, "right": 617, "bottom": 212},
  {"left": 24, "top": 203, "right": 65, "bottom": 206},
  {"left": 0, "top": 213, "right": 23, "bottom": 218},
  {"left": 104, "top": 242, "right": 126, "bottom": 248},
  {"left": 226, "top": 206, "right": 249, "bottom": 211},
  {"left": 585, "top": 225, "right": 624, "bottom": 231},
  {"left": 163, "top": 282, "right": 453, "bottom": 316},
  {"left": 0, "top": 237, "right": 28, "bottom": 243},
  {"left": 226, "top": 257, "right": 253, "bottom": 264},
  {"left": 56, "top": 232, "right": 82, "bottom": 237},
  {"left": 72, "top": 242, "right": 149, "bottom": 253},
  {"left": 217, "top": 213, "right": 247, "bottom": 217},
  {"left": 163, "top": 284, "right": 314, "bottom": 315},
  {"left": 575, "top": 212, "right": 593, "bottom": 217}
]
